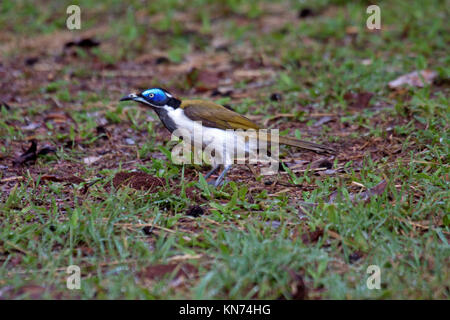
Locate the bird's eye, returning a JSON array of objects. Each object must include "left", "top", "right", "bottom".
[{"left": 149, "top": 93, "right": 155, "bottom": 98}]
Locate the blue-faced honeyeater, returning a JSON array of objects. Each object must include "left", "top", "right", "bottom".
[{"left": 120, "top": 88, "right": 335, "bottom": 186}]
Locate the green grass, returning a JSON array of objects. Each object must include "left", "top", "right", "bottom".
[{"left": 0, "top": 0, "right": 449, "bottom": 299}]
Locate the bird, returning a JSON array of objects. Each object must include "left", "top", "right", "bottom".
[{"left": 120, "top": 88, "right": 336, "bottom": 187}]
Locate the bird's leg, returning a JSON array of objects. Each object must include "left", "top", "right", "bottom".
[
  {"left": 213, "top": 164, "right": 233, "bottom": 187},
  {"left": 204, "top": 164, "right": 221, "bottom": 179}
]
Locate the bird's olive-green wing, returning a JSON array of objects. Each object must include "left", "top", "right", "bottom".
[
  {"left": 180, "top": 100, "right": 260, "bottom": 130},
  {"left": 180, "top": 100, "right": 336, "bottom": 154}
]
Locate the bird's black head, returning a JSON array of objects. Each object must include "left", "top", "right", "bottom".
[{"left": 120, "top": 88, "right": 180, "bottom": 109}]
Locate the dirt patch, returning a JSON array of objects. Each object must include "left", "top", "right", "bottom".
[
  {"left": 112, "top": 171, "right": 164, "bottom": 192},
  {"left": 343, "top": 91, "right": 374, "bottom": 109},
  {"left": 301, "top": 228, "right": 324, "bottom": 244},
  {"left": 186, "top": 205, "right": 205, "bottom": 217}
]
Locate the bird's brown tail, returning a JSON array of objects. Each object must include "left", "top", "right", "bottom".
[{"left": 278, "top": 136, "right": 336, "bottom": 154}]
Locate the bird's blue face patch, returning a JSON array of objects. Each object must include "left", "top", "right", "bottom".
[{"left": 141, "top": 88, "right": 168, "bottom": 105}]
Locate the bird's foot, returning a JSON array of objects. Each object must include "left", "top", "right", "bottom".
[{"left": 207, "top": 179, "right": 228, "bottom": 187}]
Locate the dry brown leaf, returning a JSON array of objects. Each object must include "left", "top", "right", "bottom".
[
  {"left": 112, "top": 171, "right": 164, "bottom": 192},
  {"left": 388, "top": 70, "right": 437, "bottom": 89},
  {"left": 83, "top": 156, "right": 102, "bottom": 165},
  {"left": 328, "top": 180, "right": 388, "bottom": 203}
]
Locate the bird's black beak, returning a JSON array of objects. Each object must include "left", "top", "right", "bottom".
[{"left": 119, "top": 93, "right": 138, "bottom": 102}]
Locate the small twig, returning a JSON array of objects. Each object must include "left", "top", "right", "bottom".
[
  {"left": 6, "top": 259, "right": 140, "bottom": 277},
  {"left": 0, "top": 176, "right": 24, "bottom": 183},
  {"left": 268, "top": 188, "right": 291, "bottom": 196},
  {"left": 5, "top": 241, "right": 32, "bottom": 256},
  {"left": 279, "top": 166, "right": 344, "bottom": 174},
  {"left": 168, "top": 254, "right": 203, "bottom": 262},
  {"left": 263, "top": 113, "right": 296, "bottom": 126},
  {"left": 115, "top": 222, "right": 176, "bottom": 233},
  {"left": 115, "top": 222, "right": 195, "bottom": 234},
  {"left": 393, "top": 217, "right": 449, "bottom": 235}
]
